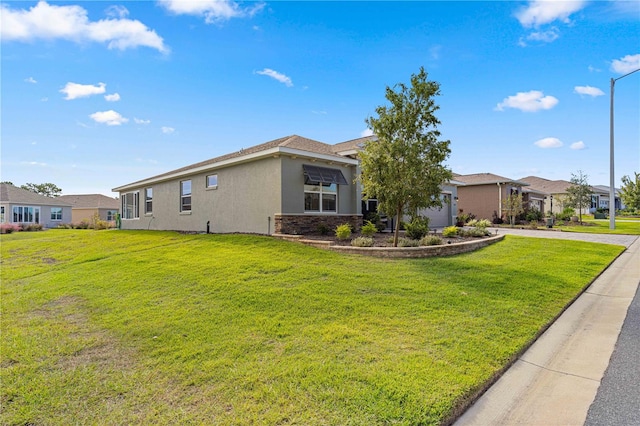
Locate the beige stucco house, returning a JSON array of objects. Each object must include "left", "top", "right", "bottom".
[
  {"left": 57, "top": 194, "right": 120, "bottom": 224},
  {"left": 520, "top": 176, "right": 607, "bottom": 215}
]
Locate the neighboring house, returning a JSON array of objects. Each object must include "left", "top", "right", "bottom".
[
  {"left": 520, "top": 176, "right": 609, "bottom": 215},
  {"left": 0, "top": 183, "right": 72, "bottom": 228},
  {"left": 592, "top": 185, "right": 625, "bottom": 211},
  {"left": 454, "top": 173, "right": 537, "bottom": 221},
  {"left": 112, "top": 134, "right": 460, "bottom": 235},
  {"left": 57, "top": 194, "right": 120, "bottom": 224}
]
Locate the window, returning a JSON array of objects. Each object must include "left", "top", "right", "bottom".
[
  {"left": 304, "top": 177, "right": 337, "bottom": 213},
  {"left": 106, "top": 210, "right": 118, "bottom": 221},
  {"left": 51, "top": 207, "right": 62, "bottom": 221},
  {"left": 145, "top": 188, "right": 153, "bottom": 214},
  {"left": 181, "top": 180, "right": 192, "bottom": 212},
  {"left": 591, "top": 195, "right": 598, "bottom": 209},
  {"left": 12, "top": 206, "right": 40, "bottom": 223},
  {"left": 0, "top": 206, "right": 4, "bottom": 223},
  {"left": 206, "top": 174, "right": 218, "bottom": 188},
  {"left": 122, "top": 192, "right": 139, "bottom": 219}
]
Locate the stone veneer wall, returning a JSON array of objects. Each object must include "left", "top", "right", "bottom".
[{"left": 274, "top": 214, "right": 362, "bottom": 235}]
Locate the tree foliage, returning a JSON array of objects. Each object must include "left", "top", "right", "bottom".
[
  {"left": 359, "top": 67, "right": 452, "bottom": 246},
  {"left": 620, "top": 172, "right": 640, "bottom": 211},
  {"left": 565, "top": 170, "right": 592, "bottom": 224},
  {"left": 502, "top": 193, "right": 523, "bottom": 227},
  {"left": 20, "top": 182, "right": 62, "bottom": 197}
]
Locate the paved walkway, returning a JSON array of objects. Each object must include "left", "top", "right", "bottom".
[
  {"left": 488, "top": 227, "right": 638, "bottom": 247},
  {"left": 454, "top": 229, "right": 640, "bottom": 426}
]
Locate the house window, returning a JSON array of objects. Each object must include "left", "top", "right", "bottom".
[
  {"left": 106, "top": 210, "right": 118, "bottom": 221},
  {"left": 181, "top": 180, "right": 192, "bottom": 212},
  {"left": 206, "top": 174, "right": 218, "bottom": 188},
  {"left": 122, "top": 192, "right": 139, "bottom": 219},
  {"left": 12, "top": 206, "right": 40, "bottom": 223},
  {"left": 0, "top": 206, "right": 4, "bottom": 223},
  {"left": 304, "top": 178, "right": 337, "bottom": 213},
  {"left": 51, "top": 207, "right": 62, "bottom": 221},
  {"left": 145, "top": 188, "right": 153, "bottom": 214},
  {"left": 591, "top": 195, "right": 598, "bottom": 209}
]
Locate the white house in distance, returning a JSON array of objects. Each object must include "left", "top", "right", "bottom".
[
  {"left": 112, "top": 135, "right": 460, "bottom": 235},
  {"left": 0, "top": 183, "right": 72, "bottom": 228}
]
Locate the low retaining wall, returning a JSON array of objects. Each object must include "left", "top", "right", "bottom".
[
  {"left": 273, "top": 234, "right": 505, "bottom": 258},
  {"left": 274, "top": 214, "right": 362, "bottom": 235}
]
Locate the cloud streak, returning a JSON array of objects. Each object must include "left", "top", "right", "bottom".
[
  {"left": 90, "top": 110, "right": 128, "bottom": 126},
  {"left": 611, "top": 54, "right": 640, "bottom": 74},
  {"left": 158, "top": 0, "right": 264, "bottom": 24},
  {"left": 1, "top": 1, "right": 168, "bottom": 53},
  {"left": 516, "top": 0, "right": 587, "bottom": 28},
  {"left": 534, "top": 137, "right": 563, "bottom": 148},
  {"left": 60, "top": 82, "right": 106, "bottom": 100},
  {"left": 574, "top": 86, "right": 604, "bottom": 97},
  {"left": 255, "top": 68, "right": 293, "bottom": 87}
]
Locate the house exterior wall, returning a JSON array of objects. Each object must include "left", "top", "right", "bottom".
[
  {"left": 1, "top": 203, "right": 72, "bottom": 228},
  {"left": 415, "top": 184, "right": 459, "bottom": 227},
  {"left": 70, "top": 208, "right": 119, "bottom": 224},
  {"left": 457, "top": 184, "right": 523, "bottom": 221},
  {"left": 120, "top": 156, "right": 282, "bottom": 234}
]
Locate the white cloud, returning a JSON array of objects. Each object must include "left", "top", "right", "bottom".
[
  {"left": 516, "top": 0, "right": 587, "bottom": 28},
  {"left": 495, "top": 90, "right": 558, "bottom": 112},
  {"left": 574, "top": 86, "right": 604, "bottom": 97},
  {"left": 588, "top": 65, "right": 601, "bottom": 73},
  {"left": 60, "top": 82, "right": 106, "bottom": 100},
  {"left": 158, "top": 0, "right": 264, "bottom": 24},
  {"left": 134, "top": 118, "right": 151, "bottom": 125},
  {"left": 105, "top": 5, "right": 129, "bottom": 19},
  {"left": 89, "top": 110, "right": 128, "bottom": 126},
  {"left": 104, "top": 93, "right": 121, "bottom": 102},
  {"left": 312, "top": 110, "right": 327, "bottom": 115},
  {"left": 361, "top": 128, "right": 374, "bottom": 137},
  {"left": 534, "top": 137, "right": 563, "bottom": 148},
  {"left": 0, "top": 1, "right": 168, "bottom": 53},
  {"left": 524, "top": 28, "right": 559, "bottom": 44},
  {"left": 255, "top": 68, "right": 293, "bottom": 87},
  {"left": 570, "top": 141, "right": 586, "bottom": 150},
  {"left": 611, "top": 54, "right": 640, "bottom": 74},
  {"left": 24, "top": 76, "right": 37, "bottom": 83},
  {"left": 21, "top": 161, "right": 47, "bottom": 166},
  {"left": 161, "top": 126, "right": 175, "bottom": 134}
]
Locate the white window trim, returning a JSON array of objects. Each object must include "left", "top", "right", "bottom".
[
  {"left": 145, "top": 188, "right": 153, "bottom": 215},
  {"left": 122, "top": 191, "right": 140, "bottom": 220},
  {"left": 51, "top": 207, "right": 63, "bottom": 221},
  {"left": 304, "top": 183, "right": 338, "bottom": 214},
  {"left": 180, "top": 180, "right": 192, "bottom": 212},
  {"left": 206, "top": 174, "right": 218, "bottom": 190}
]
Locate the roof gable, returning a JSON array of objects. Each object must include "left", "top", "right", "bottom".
[
  {"left": 455, "top": 173, "right": 529, "bottom": 186},
  {"left": 0, "top": 184, "right": 72, "bottom": 206},
  {"left": 57, "top": 194, "right": 120, "bottom": 209}
]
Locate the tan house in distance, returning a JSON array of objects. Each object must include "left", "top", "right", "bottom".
[
  {"left": 57, "top": 194, "right": 120, "bottom": 224},
  {"left": 454, "top": 173, "right": 546, "bottom": 221}
]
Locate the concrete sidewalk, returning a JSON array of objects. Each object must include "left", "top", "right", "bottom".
[{"left": 454, "top": 234, "right": 640, "bottom": 426}]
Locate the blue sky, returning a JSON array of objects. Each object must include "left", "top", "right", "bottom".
[{"left": 2, "top": 0, "right": 639, "bottom": 196}]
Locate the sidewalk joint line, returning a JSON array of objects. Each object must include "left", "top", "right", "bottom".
[
  {"left": 519, "top": 358, "right": 600, "bottom": 383},
  {"left": 585, "top": 290, "right": 632, "bottom": 299}
]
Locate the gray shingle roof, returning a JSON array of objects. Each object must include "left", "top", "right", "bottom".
[
  {"left": 455, "top": 173, "right": 529, "bottom": 186},
  {"left": 519, "top": 176, "right": 572, "bottom": 194},
  {"left": 57, "top": 194, "right": 120, "bottom": 209},
  {"left": 0, "top": 184, "right": 72, "bottom": 206}
]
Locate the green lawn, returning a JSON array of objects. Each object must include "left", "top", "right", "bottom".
[
  {"left": 1, "top": 230, "right": 625, "bottom": 425},
  {"left": 557, "top": 218, "right": 640, "bottom": 235}
]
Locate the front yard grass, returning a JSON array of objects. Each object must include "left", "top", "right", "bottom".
[
  {"left": 0, "top": 230, "right": 625, "bottom": 425},
  {"left": 556, "top": 218, "right": 640, "bottom": 235}
]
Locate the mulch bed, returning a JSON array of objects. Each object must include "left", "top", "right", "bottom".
[{"left": 299, "top": 231, "right": 490, "bottom": 247}]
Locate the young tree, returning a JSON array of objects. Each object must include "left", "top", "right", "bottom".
[
  {"left": 502, "top": 193, "right": 524, "bottom": 227},
  {"left": 20, "top": 182, "right": 62, "bottom": 197},
  {"left": 619, "top": 172, "right": 640, "bottom": 211},
  {"left": 565, "top": 170, "right": 592, "bottom": 224},
  {"left": 359, "top": 67, "right": 452, "bottom": 246}
]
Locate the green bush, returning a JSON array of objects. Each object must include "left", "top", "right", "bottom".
[
  {"left": 559, "top": 207, "right": 575, "bottom": 221},
  {"left": 460, "top": 227, "right": 489, "bottom": 237},
  {"left": 442, "top": 226, "right": 458, "bottom": 237},
  {"left": 317, "top": 223, "right": 330, "bottom": 235},
  {"left": 475, "top": 219, "right": 491, "bottom": 228},
  {"left": 0, "top": 224, "right": 20, "bottom": 234},
  {"left": 420, "top": 235, "right": 443, "bottom": 246},
  {"left": 525, "top": 210, "right": 543, "bottom": 222},
  {"left": 351, "top": 237, "right": 374, "bottom": 247},
  {"left": 397, "top": 237, "right": 420, "bottom": 247},
  {"left": 405, "top": 217, "right": 430, "bottom": 240},
  {"left": 360, "top": 220, "right": 377, "bottom": 237},
  {"left": 335, "top": 223, "right": 352, "bottom": 240}
]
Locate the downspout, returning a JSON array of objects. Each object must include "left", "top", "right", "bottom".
[{"left": 497, "top": 182, "right": 502, "bottom": 218}]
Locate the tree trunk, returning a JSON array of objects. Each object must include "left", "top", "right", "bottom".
[{"left": 393, "top": 204, "right": 403, "bottom": 247}]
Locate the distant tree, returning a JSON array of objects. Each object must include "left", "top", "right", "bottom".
[
  {"left": 20, "top": 182, "right": 62, "bottom": 197},
  {"left": 1, "top": 181, "right": 14, "bottom": 186},
  {"left": 359, "top": 67, "right": 452, "bottom": 246},
  {"left": 619, "top": 172, "right": 640, "bottom": 210},
  {"left": 565, "top": 170, "right": 592, "bottom": 224},
  {"left": 502, "top": 193, "right": 524, "bottom": 227}
]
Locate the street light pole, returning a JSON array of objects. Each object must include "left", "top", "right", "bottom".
[{"left": 609, "top": 68, "right": 640, "bottom": 230}]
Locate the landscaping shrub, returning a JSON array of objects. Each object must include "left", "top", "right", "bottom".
[
  {"left": 317, "top": 223, "right": 330, "bottom": 235},
  {"left": 397, "top": 237, "right": 420, "bottom": 247},
  {"left": 559, "top": 207, "right": 575, "bottom": 221},
  {"left": 351, "top": 236, "right": 374, "bottom": 247},
  {"left": 405, "top": 217, "right": 430, "bottom": 240},
  {"left": 24, "top": 224, "right": 43, "bottom": 232},
  {"left": 335, "top": 223, "right": 352, "bottom": 240},
  {"left": 0, "top": 224, "right": 21, "bottom": 234},
  {"left": 360, "top": 220, "right": 378, "bottom": 237},
  {"left": 420, "top": 235, "right": 443, "bottom": 246},
  {"left": 525, "top": 209, "right": 543, "bottom": 222},
  {"left": 475, "top": 219, "right": 491, "bottom": 228},
  {"left": 443, "top": 226, "right": 458, "bottom": 237},
  {"left": 491, "top": 210, "right": 504, "bottom": 224},
  {"left": 75, "top": 220, "right": 90, "bottom": 229},
  {"left": 460, "top": 227, "right": 489, "bottom": 237}
]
